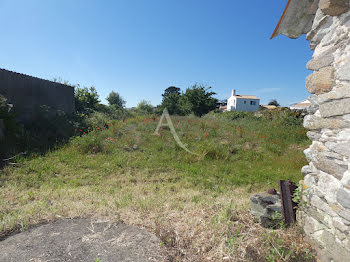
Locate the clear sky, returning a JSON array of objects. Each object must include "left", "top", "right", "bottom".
[{"left": 0, "top": 0, "right": 313, "bottom": 107}]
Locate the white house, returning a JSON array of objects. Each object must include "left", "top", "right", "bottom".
[
  {"left": 227, "top": 90, "right": 260, "bottom": 112},
  {"left": 290, "top": 99, "right": 310, "bottom": 110}
]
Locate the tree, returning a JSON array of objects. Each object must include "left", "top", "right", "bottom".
[
  {"left": 162, "top": 86, "right": 181, "bottom": 99},
  {"left": 268, "top": 99, "right": 280, "bottom": 107},
  {"left": 136, "top": 100, "right": 154, "bottom": 115},
  {"left": 179, "top": 84, "right": 217, "bottom": 117},
  {"left": 106, "top": 91, "right": 126, "bottom": 109},
  {"left": 74, "top": 86, "right": 100, "bottom": 114},
  {"left": 158, "top": 86, "right": 181, "bottom": 115}
]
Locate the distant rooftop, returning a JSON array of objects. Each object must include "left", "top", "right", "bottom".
[{"left": 235, "top": 95, "right": 259, "bottom": 100}]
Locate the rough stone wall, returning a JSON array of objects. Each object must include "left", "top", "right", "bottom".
[
  {"left": 299, "top": 1, "right": 350, "bottom": 261},
  {"left": 0, "top": 69, "right": 75, "bottom": 124}
]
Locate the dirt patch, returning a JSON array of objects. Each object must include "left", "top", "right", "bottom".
[{"left": 0, "top": 218, "right": 167, "bottom": 262}]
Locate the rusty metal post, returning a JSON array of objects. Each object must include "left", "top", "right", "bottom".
[{"left": 279, "top": 180, "right": 298, "bottom": 225}]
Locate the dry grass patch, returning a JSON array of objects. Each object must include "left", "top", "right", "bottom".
[{"left": 1, "top": 169, "right": 314, "bottom": 261}]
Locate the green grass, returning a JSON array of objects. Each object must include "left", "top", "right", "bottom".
[{"left": 0, "top": 113, "right": 314, "bottom": 261}]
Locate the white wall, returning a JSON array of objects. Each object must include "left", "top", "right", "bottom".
[
  {"left": 227, "top": 96, "right": 236, "bottom": 111},
  {"left": 227, "top": 97, "right": 260, "bottom": 112}
]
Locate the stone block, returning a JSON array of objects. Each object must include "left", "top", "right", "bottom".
[
  {"left": 307, "top": 51, "right": 334, "bottom": 71},
  {"left": 320, "top": 230, "right": 350, "bottom": 261},
  {"left": 320, "top": 98, "right": 350, "bottom": 117},
  {"left": 250, "top": 193, "right": 282, "bottom": 228},
  {"left": 307, "top": 131, "right": 322, "bottom": 141},
  {"left": 319, "top": 0, "right": 350, "bottom": 16},
  {"left": 304, "top": 115, "right": 350, "bottom": 129},
  {"left": 311, "top": 195, "right": 338, "bottom": 217},
  {"left": 336, "top": 128, "right": 350, "bottom": 140},
  {"left": 335, "top": 229, "right": 346, "bottom": 240},
  {"left": 336, "top": 60, "right": 350, "bottom": 81},
  {"left": 341, "top": 171, "right": 350, "bottom": 186},
  {"left": 314, "top": 158, "right": 347, "bottom": 180},
  {"left": 337, "top": 188, "right": 350, "bottom": 209},
  {"left": 332, "top": 216, "right": 350, "bottom": 232},
  {"left": 318, "top": 171, "right": 343, "bottom": 203},
  {"left": 306, "top": 206, "right": 332, "bottom": 228},
  {"left": 337, "top": 207, "right": 350, "bottom": 223},
  {"left": 304, "top": 215, "right": 327, "bottom": 236},
  {"left": 317, "top": 84, "right": 350, "bottom": 104},
  {"left": 326, "top": 141, "right": 350, "bottom": 157},
  {"left": 302, "top": 165, "right": 313, "bottom": 175},
  {"left": 306, "top": 67, "right": 334, "bottom": 94}
]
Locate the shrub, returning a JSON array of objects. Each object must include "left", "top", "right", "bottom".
[{"left": 71, "top": 130, "right": 111, "bottom": 154}]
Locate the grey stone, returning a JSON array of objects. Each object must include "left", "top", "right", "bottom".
[
  {"left": 337, "top": 188, "right": 350, "bottom": 209},
  {"left": 336, "top": 60, "right": 350, "bottom": 81},
  {"left": 311, "top": 195, "right": 338, "bottom": 217},
  {"left": 320, "top": 0, "right": 350, "bottom": 16},
  {"left": 337, "top": 207, "right": 350, "bottom": 222},
  {"left": 307, "top": 131, "right": 322, "bottom": 141},
  {"left": 326, "top": 141, "right": 350, "bottom": 157},
  {"left": 306, "top": 66, "right": 335, "bottom": 94},
  {"left": 317, "top": 84, "right": 350, "bottom": 104},
  {"left": 307, "top": 10, "right": 333, "bottom": 49},
  {"left": 303, "top": 215, "right": 327, "bottom": 236},
  {"left": 0, "top": 219, "right": 166, "bottom": 262},
  {"left": 335, "top": 229, "right": 346, "bottom": 240},
  {"left": 307, "top": 52, "right": 334, "bottom": 71},
  {"left": 321, "top": 230, "right": 350, "bottom": 261},
  {"left": 333, "top": 217, "right": 350, "bottom": 232},
  {"left": 266, "top": 204, "right": 282, "bottom": 214},
  {"left": 320, "top": 98, "right": 350, "bottom": 117},
  {"left": 309, "top": 95, "right": 320, "bottom": 112},
  {"left": 302, "top": 165, "right": 313, "bottom": 175},
  {"left": 304, "top": 115, "right": 350, "bottom": 129},
  {"left": 313, "top": 157, "right": 347, "bottom": 179},
  {"left": 306, "top": 206, "right": 328, "bottom": 226},
  {"left": 250, "top": 193, "right": 282, "bottom": 228}
]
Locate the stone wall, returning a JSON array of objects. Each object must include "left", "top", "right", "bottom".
[
  {"left": 299, "top": 1, "right": 350, "bottom": 261},
  {"left": 0, "top": 69, "right": 75, "bottom": 125}
]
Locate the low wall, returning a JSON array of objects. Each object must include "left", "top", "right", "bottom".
[{"left": 0, "top": 69, "right": 75, "bottom": 125}]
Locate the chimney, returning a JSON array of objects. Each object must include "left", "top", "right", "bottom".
[{"left": 231, "top": 89, "right": 236, "bottom": 96}]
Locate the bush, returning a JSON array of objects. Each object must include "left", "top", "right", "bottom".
[{"left": 71, "top": 130, "right": 112, "bottom": 154}]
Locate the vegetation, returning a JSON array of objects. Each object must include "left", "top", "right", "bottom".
[
  {"left": 75, "top": 86, "right": 100, "bottom": 114},
  {"left": 159, "top": 84, "right": 217, "bottom": 116},
  {"left": 106, "top": 91, "right": 126, "bottom": 109},
  {"left": 159, "top": 86, "right": 182, "bottom": 115},
  {"left": 136, "top": 100, "right": 154, "bottom": 115},
  {"left": 0, "top": 110, "right": 314, "bottom": 261},
  {"left": 268, "top": 99, "right": 280, "bottom": 107}
]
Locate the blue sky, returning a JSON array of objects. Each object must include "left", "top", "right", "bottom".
[{"left": 0, "top": 0, "right": 313, "bottom": 107}]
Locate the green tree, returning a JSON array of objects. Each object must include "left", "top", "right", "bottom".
[
  {"left": 136, "top": 100, "right": 154, "bottom": 115},
  {"left": 159, "top": 86, "right": 181, "bottom": 115},
  {"left": 268, "top": 99, "right": 280, "bottom": 107},
  {"left": 74, "top": 86, "right": 100, "bottom": 114},
  {"left": 162, "top": 86, "right": 181, "bottom": 98},
  {"left": 106, "top": 91, "right": 126, "bottom": 109},
  {"left": 179, "top": 84, "right": 217, "bottom": 117}
]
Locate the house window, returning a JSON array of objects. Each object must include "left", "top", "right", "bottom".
[
  {"left": 244, "top": 101, "right": 246, "bottom": 104},
  {"left": 250, "top": 101, "right": 256, "bottom": 105}
]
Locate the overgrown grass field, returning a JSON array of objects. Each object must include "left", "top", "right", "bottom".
[{"left": 0, "top": 111, "right": 315, "bottom": 261}]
